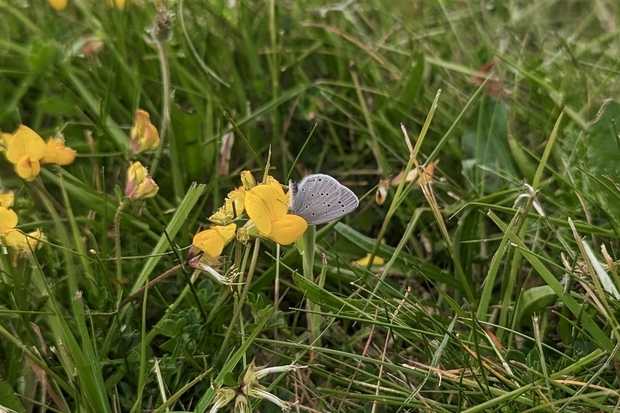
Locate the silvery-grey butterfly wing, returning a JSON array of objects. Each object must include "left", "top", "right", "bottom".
[{"left": 289, "top": 174, "right": 359, "bottom": 225}]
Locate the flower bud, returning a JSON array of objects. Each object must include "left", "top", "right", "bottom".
[
  {"left": 240, "top": 170, "right": 256, "bottom": 190},
  {"left": 129, "top": 110, "right": 160, "bottom": 155},
  {"left": 125, "top": 161, "right": 159, "bottom": 201},
  {"left": 152, "top": 8, "right": 174, "bottom": 42}
]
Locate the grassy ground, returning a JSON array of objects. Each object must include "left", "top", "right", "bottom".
[{"left": 1, "top": 0, "right": 620, "bottom": 412}]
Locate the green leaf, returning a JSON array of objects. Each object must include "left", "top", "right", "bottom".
[
  {"left": 334, "top": 223, "right": 463, "bottom": 290},
  {"left": 27, "top": 37, "right": 58, "bottom": 71},
  {"left": 0, "top": 380, "right": 26, "bottom": 413},
  {"left": 223, "top": 372, "right": 237, "bottom": 387},
  {"left": 586, "top": 99, "right": 620, "bottom": 221},
  {"left": 292, "top": 272, "right": 348, "bottom": 311},
  {"left": 587, "top": 99, "right": 620, "bottom": 178},
  {"left": 518, "top": 285, "right": 557, "bottom": 323},
  {"left": 462, "top": 97, "right": 517, "bottom": 193}
]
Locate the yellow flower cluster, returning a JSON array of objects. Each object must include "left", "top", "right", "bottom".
[
  {"left": 191, "top": 171, "right": 308, "bottom": 263},
  {"left": 47, "top": 0, "right": 126, "bottom": 11},
  {"left": 124, "top": 161, "right": 159, "bottom": 201},
  {"left": 124, "top": 110, "right": 160, "bottom": 201},
  {"left": 1, "top": 125, "right": 77, "bottom": 182},
  {"left": 0, "top": 191, "right": 46, "bottom": 259}
]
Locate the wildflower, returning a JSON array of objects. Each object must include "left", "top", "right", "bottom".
[
  {"left": 208, "top": 388, "right": 236, "bottom": 413},
  {"left": 124, "top": 161, "right": 159, "bottom": 201},
  {"left": 192, "top": 223, "right": 237, "bottom": 261},
  {"left": 187, "top": 253, "right": 239, "bottom": 284},
  {"left": 48, "top": 0, "right": 125, "bottom": 10},
  {"left": 82, "top": 35, "right": 104, "bottom": 55},
  {"left": 234, "top": 394, "right": 249, "bottom": 413},
  {"left": 209, "top": 187, "right": 245, "bottom": 225},
  {"left": 245, "top": 179, "right": 307, "bottom": 245},
  {"left": 0, "top": 191, "right": 14, "bottom": 208},
  {"left": 151, "top": 8, "right": 174, "bottom": 42},
  {"left": 47, "top": 0, "right": 68, "bottom": 10},
  {"left": 4, "top": 125, "right": 47, "bottom": 181},
  {"left": 240, "top": 170, "right": 256, "bottom": 190},
  {"left": 354, "top": 253, "right": 385, "bottom": 267},
  {"left": 0, "top": 207, "right": 18, "bottom": 235},
  {"left": 514, "top": 183, "right": 545, "bottom": 217},
  {"left": 108, "top": 0, "right": 126, "bottom": 9},
  {"left": 375, "top": 179, "right": 389, "bottom": 205},
  {"left": 208, "top": 361, "right": 305, "bottom": 413},
  {"left": 1, "top": 132, "right": 13, "bottom": 152},
  {"left": 236, "top": 224, "right": 251, "bottom": 243},
  {"left": 42, "top": 136, "right": 77, "bottom": 166},
  {"left": 129, "top": 110, "right": 160, "bottom": 154},
  {"left": 241, "top": 361, "right": 304, "bottom": 411},
  {"left": 4, "top": 229, "right": 46, "bottom": 253}
]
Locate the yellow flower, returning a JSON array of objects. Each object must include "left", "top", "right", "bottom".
[
  {"left": 125, "top": 161, "right": 159, "bottom": 201},
  {"left": 5, "top": 125, "right": 47, "bottom": 182},
  {"left": 47, "top": 0, "right": 68, "bottom": 10},
  {"left": 354, "top": 253, "right": 385, "bottom": 267},
  {"left": 209, "top": 187, "right": 246, "bottom": 225},
  {"left": 1, "top": 132, "right": 14, "bottom": 153},
  {"left": 47, "top": 0, "right": 126, "bottom": 11},
  {"left": 240, "top": 170, "right": 257, "bottom": 190},
  {"left": 0, "top": 191, "right": 14, "bottom": 208},
  {"left": 129, "top": 110, "right": 160, "bottom": 155},
  {"left": 0, "top": 207, "right": 18, "bottom": 235},
  {"left": 42, "top": 137, "right": 77, "bottom": 166},
  {"left": 4, "top": 229, "right": 46, "bottom": 251},
  {"left": 192, "top": 223, "right": 237, "bottom": 261},
  {"left": 109, "top": 0, "right": 126, "bottom": 9},
  {"left": 244, "top": 179, "right": 307, "bottom": 245}
]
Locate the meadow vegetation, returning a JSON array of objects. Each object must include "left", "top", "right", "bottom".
[{"left": 1, "top": 0, "right": 620, "bottom": 412}]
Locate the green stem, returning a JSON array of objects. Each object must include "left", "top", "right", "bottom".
[
  {"left": 302, "top": 226, "right": 319, "bottom": 343},
  {"left": 150, "top": 39, "right": 170, "bottom": 177},
  {"left": 366, "top": 91, "right": 441, "bottom": 270},
  {"left": 114, "top": 199, "right": 130, "bottom": 292},
  {"left": 219, "top": 238, "right": 261, "bottom": 354}
]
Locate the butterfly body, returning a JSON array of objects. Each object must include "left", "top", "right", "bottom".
[{"left": 289, "top": 174, "right": 359, "bottom": 225}]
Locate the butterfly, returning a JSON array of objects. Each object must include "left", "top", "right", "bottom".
[{"left": 288, "top": 174, "right": 359, "bottom": 225}]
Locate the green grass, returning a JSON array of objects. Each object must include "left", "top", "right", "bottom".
[{"left": 2, "top": 0, "right": 620, "bottom": 412}]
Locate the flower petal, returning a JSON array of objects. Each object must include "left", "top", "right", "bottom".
[
  {"left": 244, "top": 188, "right": 273, "bottom": 235},
  {"left": 130, "top": 110, "right": 160, "bottom": 154},
  {"left": 4, "top": 229, "right": 26, "bottom": 248},
  {"left": 0, "top": 207, "right": 18, "bottom": 234},
  {"left": 214, "top": 223, "right": 237, "bottom": 242},
  {"left": 47, "top": 0, "right": 68, "bottom": 11},
  {"left": 6, "top": 125, "right": 47, "bottom": 164},
  {"left": 268, "top": 215, "right": 307, "bottom": 245},
  {"left": 16, "top": 156, "right": 41, "bottom": 181},
  {"left": 1, "top": 132, "right": 14, "bottom": 152},
  {"left": 353, "top": 253, "right": 385, "bottom": 266},
  {"left": 42, "top": 138, "right": 77, "bottom": 165},
  {"left": 0, "top": 191, "right": 15, "bottom": 208},
  {"left": 192, "top": 223, "right": 236, "bottom": 260},
  {"left": 225, "top": 187, "right": 245, "bottom": 216},
  {"left": 246, "top": 183, "right": 288, "bottom": 228}
]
